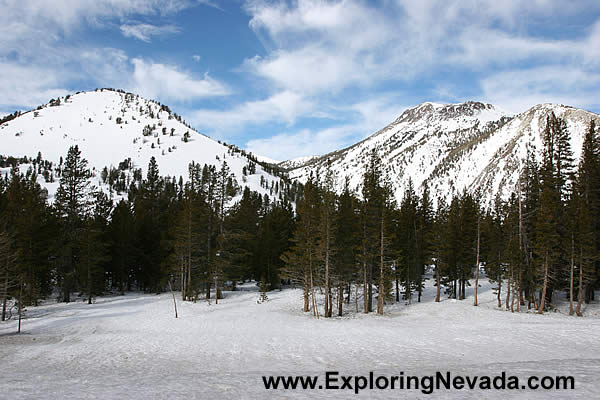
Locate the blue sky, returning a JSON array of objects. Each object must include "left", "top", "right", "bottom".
[{"left": 1, "top": 0, "right": 600, "bottom": 160}]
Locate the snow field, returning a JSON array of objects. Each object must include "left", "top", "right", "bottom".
[{"left": 1, "top": 278, "right": 598, "bottom": 399}]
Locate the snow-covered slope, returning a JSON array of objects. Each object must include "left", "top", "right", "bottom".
[
  {"left": 433, "top": 103, "right": 595, "bottom": 202},
  {"left": 0, "top": 89, "right": 283, "bottom": 201},
  {"left": 278, "top": 155, "right": 319, "bottom": 170},
  {"left": 284, "top": 101, "right": 599, "bottom": 204}
]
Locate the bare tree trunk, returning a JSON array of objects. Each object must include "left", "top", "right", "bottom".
[
  {"left": 497, "top": 281, "right": 502, "bottom": 308},
  {"left": 569, "top": 234, "right": 574, "bottom": 315},
  {"left": 1, "top": 296, "right": 6, "bottom": 322},
  {"left": 510, "top": 273, "right": 516, "bottom": 313},
  {"left": 435, "top": 260, "right": 441, "bottom": 303},
  {"left": 181, "top": 256, "right": 186, "bottom": 301},
  {"left": 474, "top": 216, "right": 480, "bottom": 306},
  {"left": 367, "top": 264, "right": 373, "bottom": 312},
  {"left": 517, "top": 267, "right": 522, "bottom": 312},
  {"left": 187, "top": 200, "right": 192, "bottom": 301},
  {"left": 338, "top": 282, "right": 343, "bottom": 316},
  {"left": 303, "top": 270, "right": 309, "bottom": 312},
  {"left": 407, "top": 261, "right": 412, "bottom": 305},
  {"left": 18, "top": 279, "right": 22, "bottom": 334},
  {"left": 2, "top": 273, "right": 8, "bottom": 321},
  {"left": 346, "top": 282, "right": 351, "bottom": 304},
  {"left": 187, "top": 256, "right": 191, "bottom": 301},
  {"left": 215, "top": 278, "right": 219, "bottom": 305},
  {"left": 168, "top": 280, "right": 178, "bottom": 318},
  {"left": 324, "top": 225, "right": 330, "bottom": 318},
  {"left": 377, "top": 214, "right": 385, "bottom": 315},
  {"left": 505, "top": 265, "right": 511, "bottom": 310},
  {"left": 576, "top": 248, "right": 583, "bottom": 317},
  {"left": 87, "top": 243, "right": 92, "bottom": 305},
  {"left": 310, "top": 265, "right": 318, "bottom": 319},
  {"left": 206, "top": 212, "right": 212, "bottom": 300},
  {"left": 363, "top": 261, "right": 368, "bottom": 313},
  {"left": 538, "top": 251, "right": 549, "bottom": 314}
]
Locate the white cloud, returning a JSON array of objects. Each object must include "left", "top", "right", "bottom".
[
  {"left": 0, "top": 0, "right": 190, "bottom": 51},
  {"left": 244, "top": 45, "right": 370, "bottom": 95},
  {"left": 0, "top": 0, "right": 199, "bottom": 111},
  {"left": 190, "top": 90, "right": 312, "bottom": 132},
  {"left": 481, "top": 66, "right": 600, "bottom": 113},
  {"left": 192, "top": 55, "right": 202, "bottom": 62},
  {"left": 120, "top": 23, "right": 181, "bottom": 42},
  {"left": 246, "top": 127, "right": 352, "bottom": 161},
  {"left": 245, "top": 0, "right": 402, "bottom": 94},
  {"left": 79, "top": 48, "right": 131, "bottom": 86},
  {"left": 244, "top": 95, "right": 408, "bottom": 160},
  {"left": 131, "top": 58, "right": 230, "bottom": 101},
  {"left": 1, "top": 0, "right": 599, "bottom": 158},
  {"left": 0, "top": 62, "right": 69, "bottom": 110},
  {"left": 243, "top": 0, "right": 600, "bottom": 115}
]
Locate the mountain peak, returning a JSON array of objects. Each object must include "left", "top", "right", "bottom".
[
  {"left": 0, "top": 88, "right": 285, "bottom": 203},
  {"left": 284, "top": 101, "right": 598, "bottom": 206},
  {"left": 395, "top": 100, "right": 502, "bottom": 125}
]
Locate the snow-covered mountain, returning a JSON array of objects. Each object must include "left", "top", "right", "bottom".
[
  {"left": 278, "top": 155, "right": 319, "bottom": 170},
  {"left": 283, "top": 101, "right": 600, "bottom": 205},
  {"left": 3, "top": 91, "right": 598, "bottom": 206},
  {"left": 0, "top": 89, "right": 286, "bottom": 202}
]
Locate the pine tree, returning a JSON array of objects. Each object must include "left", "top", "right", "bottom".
[
  {"left": 54, "top": 145, "right": 92, "bottom": 302},
  {"left": 80, "top": 192, "right": 112, "bottom": 304},
  {"left": 535, "top": 116, "right": 563, "bottom": 313},
  {"left": 432, "top": 198, "right": 448, "bottom": 303},
  {"left": 0, "top": 228, "right": 17, "bottom": 321},
  {"left": 359, "top": 149, "right": 393, "bottom": 315},
  {"left": 108, "top": 200, "right": 136, "bottom": 294},
  {"left": 281, "top": 174, "right": 320, "bottom": 314},
  {"left": 201, "top": 164, "right": 217, "bottom": 300},
  {"left": 255, "top": 199, "right": 294, "bottom": 289},
  {"left": 482, "top": 196, "right": 506, "bottom": 307},
  {"left": 220, "top": 187, "right": 260, "bottom": 288},
  {"left": 377, "top": 180, "right": 394, "bottom": 315},
  {"left": 396, "top": 179, "right": 418, "bottom": 303},
  {"left": 574, "top": 120, "right": 600, "bottom": 313},
  {"left": 416, "top": 184, "right": 434, "bottom": 302},
  {"left": 214, "top": 161, "right": 234, "bottom": 303},
  {"left": 521, "top": 149, "right": 540, "bottom": 308},
  {"left": 318, "top": 160, "right": 337, "bottom": 317},
  {"left": 334, "top": 177, "right": 359, "bottom": 315},
  {"left": 504, "top": 193, "right": 523, "bottom": 311},
  {"left": 134, "top": 156, "right": 165, "bottom": 293}
]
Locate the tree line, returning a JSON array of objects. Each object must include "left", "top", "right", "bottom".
[
  {"left": 0, "top": 114, "right": 598, "bottom": 322},
  {"left": 282, "top": 114, "right": 599, "bottom": 317},
  {"left": 0, "top": 146, "right": 296, "bottom": 321}
]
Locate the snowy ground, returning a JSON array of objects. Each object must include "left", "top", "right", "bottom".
[{"left": 1, "top": 278, "right": 599, "bottom": 399}]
